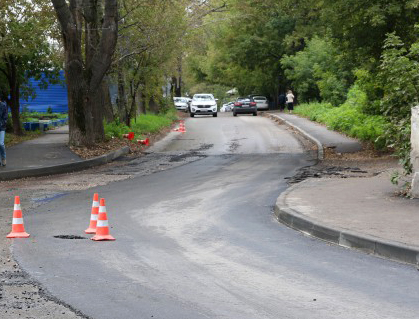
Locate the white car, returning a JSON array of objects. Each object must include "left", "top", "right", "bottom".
[
  {"left": 220, "top": 102, "right": 234, "bottom": 112},
  {"left": 253, "top": 96, "right": 269, "bottom": 110},
  {"left": 173, "top": 97, "right": 189, "bottom": 112},
  {"left": 190, "top": 93, "right": 218, "bottom": 117}
]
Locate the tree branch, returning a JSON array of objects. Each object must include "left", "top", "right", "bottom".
[{"left": 51, "top": 0, "right": 73, "bottom": 33}]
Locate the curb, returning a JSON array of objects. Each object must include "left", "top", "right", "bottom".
[
  {"left": 0, "top": 146, "right": 130, "bottom": 182},
  {"left": 275, "top": 180, "right": 419, "bottom": 266},
  {"left": 267, "top": 113, "right": 324, "bottom": 160}
]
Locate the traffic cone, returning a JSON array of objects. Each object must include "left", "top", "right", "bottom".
[
  {"left": 7, "top": 196, "right": 30, "bottom": 238},
  {"left": 122, "top": 132, "right": 135, "bottom": 140},
  {"left": 138, "top": 138, "right": 150, "bottom": 146},
  {"left": 179, "top": 123, "right": 186, "bottom": 133},
  {"left": 85, "top": 193, "right": 99, "bottom": 234},
  {"left": 91, "top": 198, "right": 115, "bottom": 241}
]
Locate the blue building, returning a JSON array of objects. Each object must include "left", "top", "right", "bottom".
[{"left": 19, "top": 71, "right": 68, "bottom": 113}]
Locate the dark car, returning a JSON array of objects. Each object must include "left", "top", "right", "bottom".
[{"left": 233, "top": 97, "right": 257, "bottom": 116}]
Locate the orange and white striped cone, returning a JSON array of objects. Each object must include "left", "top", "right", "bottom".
[
  {"left": 85, "top": 193, "right": 99, "bottom": 234},
  {"left": 91, "top": 198, "right": 115, "bottom": 241},
  {"left": 138, "top": 138, "right": 150, "bottom": 146},
  {"left": 7, "top": 196, "right": 30, "bottom": 238}
]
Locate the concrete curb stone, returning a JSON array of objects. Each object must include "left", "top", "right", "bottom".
[
  {"left": 274, "top": 181, "right": 419, "bottom": 266},
  {"left": 267, "top": 113, "right": 324, "bottom": 160},
  {"left": 0, "top": 146, "right": 130, "bottom": 182}
]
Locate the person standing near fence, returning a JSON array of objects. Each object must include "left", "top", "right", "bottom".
[
  {"left": 0, "top": 96, "right": 8, "bottom": 166},
  {"left": 286, "top": 90, "right": 295, "bottom": 114}
]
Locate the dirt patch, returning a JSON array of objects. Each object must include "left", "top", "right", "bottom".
[{"left": 287, "top": 145, "right": 400, "bottom": 185}]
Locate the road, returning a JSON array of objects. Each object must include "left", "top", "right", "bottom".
[{"left": 12, "top": 113, "right": 419, "bottom": 318}]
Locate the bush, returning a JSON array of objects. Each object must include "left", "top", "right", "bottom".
[{"left": 295, "top": 101, "right": 387, "bottom": 149}]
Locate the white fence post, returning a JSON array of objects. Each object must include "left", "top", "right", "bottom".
[{"left": 410, "top": 106, "right": 419, "bottom": 197}]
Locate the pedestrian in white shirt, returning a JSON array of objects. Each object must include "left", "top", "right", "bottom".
[{"left": 286, "top": 90, "right": 295, "bottom": 114}]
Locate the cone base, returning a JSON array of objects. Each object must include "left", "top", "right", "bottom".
[
  {"left": 91, "top": 234, "right": 115, "bottom": 241},
  {"left": 7, "top": 232, "right": 30, "bottom": 238},
  {"left": 85, "top": 228, "right": 96, "bottom": 234}
]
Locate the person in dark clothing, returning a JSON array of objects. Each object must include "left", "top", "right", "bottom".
[
  {"left": 278, "top": 93, "right": 286, "bottom": 112},
  {"left": 0, "top": 96, "right": 8, "bottom": 166}
]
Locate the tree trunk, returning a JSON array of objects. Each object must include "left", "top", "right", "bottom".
[
  {"left": 5, "top": 55, "right": 23, "bottom": 135},
  {"left": 117, "top": 65, "right": 127, "bottom": 125},
  {"left": 149, "top": 95, "right": 158, "bottom": 114},
  {"left": 138, "top": 90, "right": 146, "bottom": 115},
  {"left": 102, "top": 77, "right": 115, "bottom": 122},
  {"left": 51, "top": 0, "right": 118, "bottom": 147},
  {"left": 175, "top": 55, "right": 182, "bottom": 97}
]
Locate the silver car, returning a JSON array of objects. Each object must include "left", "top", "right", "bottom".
[
  {"left": 173, "top": 97, "right": 189, "bottom": 112},
  {"left": 253, "top": 96, "right": 269, "bottom": 110}
]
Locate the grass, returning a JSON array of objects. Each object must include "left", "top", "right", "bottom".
[
  {"left": 294, "top": 102, "right": 388, "bottom": 149},
  {"left": 104, "top": 109, "right": 178, "bottom": 141},
  {"left": 21, "top": 112, "right": 68, "bottom": 122},
  {"left": 5, "top": 131, "right": 44, "bottom": 147}
]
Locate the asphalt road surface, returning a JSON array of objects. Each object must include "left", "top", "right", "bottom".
[{"left": 13, "top": 113, "right": 419, "bottom": 318}]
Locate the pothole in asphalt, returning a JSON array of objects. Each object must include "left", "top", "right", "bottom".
[{"left": 53, "top": 235, "right": 87, "bottom": 239}]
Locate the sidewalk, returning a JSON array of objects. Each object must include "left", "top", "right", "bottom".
[
  {"left": 269, "top": 111, "right": 419, "bottom": 267},
  {"left": 0, "top": 126, "right": 129, "bottom": 181}
]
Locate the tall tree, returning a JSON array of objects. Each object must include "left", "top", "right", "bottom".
[
  {"left": 51, "top": 0, "right": 118, "bottom": 146},
  {"left": 0, "top": 0, "right": 59, "bottom": 135}
]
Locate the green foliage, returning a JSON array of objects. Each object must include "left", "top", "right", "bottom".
[
  {"left": 104, "top": 121, "right": 130, "bottom": 140},
  {"left": 377, "top": 32, "right": 419, "bottom": 173},
  {"left": 281, "top": 37, "right": 350, "bottom": 105},
  {"left": 295, "top": 102, "right": 387, "bottom": 149},
  {"left": 20, "top": 112, "right": 68, "bottom": 122},
  {"left": 379, "top": 33, "right": 419, "bottom": 120},
  {"left": 383, "top": 118, "right": 412, "bottom": 174},
  {"left": 104, "top": 110, "right": 177, "bottom": 140},
  {"left": 184, "top": 1, "right": 296, "bottom": 99},
  {"left": 352, "top": 69, "right": 383, "bottom": 115}
]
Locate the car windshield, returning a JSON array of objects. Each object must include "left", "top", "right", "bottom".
[
  {"left": 174, "top": 98, "right": 187, "bottom": 102},
  {"left": 253, "top": 96, "right": 266, "bottom": 100},
  {"left": 194, "top": 95, "right": 213, "bottom": 100}
]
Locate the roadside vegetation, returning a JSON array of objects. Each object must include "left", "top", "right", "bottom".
[
  {"left": 21, "top": 112, "right": 68, "bottom": 123},
  {"left": 104, "top": 109, "right": 178, "bottom": 141}
]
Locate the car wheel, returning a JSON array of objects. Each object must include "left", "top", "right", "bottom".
[
  {"left": 253, "top": 112, "right": 257, "bottom": 116},
  {"left": 233, "top": 112, "right": 237, "bottom": 117},
  {"left": 213, "top": 113, "right": 217, "bottom": 117},
  {"left": 190, "top": 112, "right": 194, "bottom": 117}
]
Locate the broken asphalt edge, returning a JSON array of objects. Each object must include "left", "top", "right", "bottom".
[
  {"left": 275, "top": 180, "right": 419, "bottom": 267},
  {"left": 0, "top": 146, "right": 130, "bottom": 182}
]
